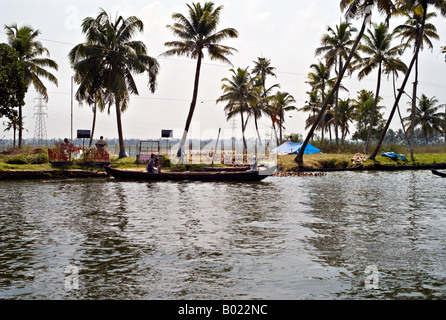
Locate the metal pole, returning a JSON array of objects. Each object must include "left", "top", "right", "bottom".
[
  {"left": 212, "top": 128, "right": 221, "bottom": 167},
  {"left": 71, "top": 76, "right": 74, "bottom": 143}
]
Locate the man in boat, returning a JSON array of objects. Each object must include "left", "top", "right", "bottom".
[
  {"left": 246, "top": 156, "right": 258, "bottom": 172},
  {"left": 95, "top": 136, "right": 108, "bottom": 150},
  {"left": 147, "top": 154, "right": 159, "bottom": 173}
]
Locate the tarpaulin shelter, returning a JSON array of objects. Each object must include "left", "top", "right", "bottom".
[{"left": 272, "top": 141, "right": 321, "bottom": 155}]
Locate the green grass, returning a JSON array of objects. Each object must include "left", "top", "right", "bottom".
[{"left": 277, "top": 152, "right": 446, "bottom": 171}]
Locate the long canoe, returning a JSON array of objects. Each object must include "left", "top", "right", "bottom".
[
  {"left": 432, "top": 169, "right": 446, "bottom": 178},
  {"left": 374, "top": 163, "right": 446, "bottom": 171},
  {"left": 104, "top": 166, "right": 277, "bottom": 182}
]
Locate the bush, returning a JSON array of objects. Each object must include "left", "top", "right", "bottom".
[
  {"left": 29, "top": 152, "right": 49, "bottom": 164},
  {"left": 4, "top": 151, "right": 49, "bottom": 165},
  {"left": 5, "top": 155, "right": 29, "bottom": 164}
]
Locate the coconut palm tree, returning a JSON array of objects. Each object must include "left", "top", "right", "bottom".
[
  {"left": 315, "top": 21, "right": 358, "bottom": 143},
  {"left": 69, "top": 42, "right": 111, "bottom": 147},
  {"left": 270, "top": 92, "right": 297, "bottom": 144},
  {"left": 352, "top": 89, "right": 385, "bottom": 142},
  {"left": 370, "top": 0, "right": 446, "bottom": 160},
  {"left": 217, "top": 67, "right": 259, "bottom": 162},
  {"left": 4, "top": 24, "right": 58, "bottom": 147},
  {"left": 3, "top": 115, "right": 25, "bottom": 148},
  {"left": 337, "top": 98, "right": 357, "bottom": 142},
  {"left": 393, "top": 5, "right": 438, "bottom": 158},
  {"left": 251, "top": 57, "right": 279, "bottom": 145},
  {"left": 403, "top": 94, "right": 444, "bottom": 145},
  {"left": 163, "top": 2, "right": 238, "bottom": 157},
  {"left": 306, "top": 61, "right": 336, "bottom": 141},
  {"left": 351, "top": 22, "right": 407, "bottom": 153},
  {"left": 294, "top": 0, "right": 396, "bottom": 166},
  {"left": 69, "top": 9, "right": 160, "bottom": 158}
]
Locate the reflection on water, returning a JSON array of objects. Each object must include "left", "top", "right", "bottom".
[{"left": 0, "top": 171, "right": 445, "bottom": 299}]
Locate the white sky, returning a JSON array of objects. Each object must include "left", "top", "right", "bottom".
[{"left": 1, "top": 0, "right": 446, "bottom": 143}]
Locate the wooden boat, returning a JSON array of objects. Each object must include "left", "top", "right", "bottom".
[
  {"left": 374, "top": 163, "right": 446, "bottom": 171},
  {"left": 432, "top": 169, "right": 446, "bottom": 177},
  {"left": 104, "top": 165, "right": 277, "bottom": 182}
]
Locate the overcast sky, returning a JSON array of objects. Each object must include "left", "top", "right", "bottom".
[{"left": 1, "top": 0, "right": 446, "bottom": 143}]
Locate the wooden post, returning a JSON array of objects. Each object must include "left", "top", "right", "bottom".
[{"left": 212, "top": 128, "right": 221, "bottom": 167}]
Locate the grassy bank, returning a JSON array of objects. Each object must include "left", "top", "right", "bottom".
[
  {"left": 278, "top": 152, "right": 446, "bottom": 172},
  {"left": 1, "top": 145, "right": 445, "bottom": 173}
]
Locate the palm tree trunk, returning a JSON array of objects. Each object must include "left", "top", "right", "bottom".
[
  {"left": 18, "top": 105, "right": 22, "bottom": 148},
  {"left": 392, "top": 72, "right": 411, "bottom": 150},
  {"left": 89, "top": 103, "right": 97, "bottom": 147},
  {"left": 115, "top": 95, "right": 126, "bottom": 158},
  {"left": 295, "top": 10, "right": 371, "bottom": 166},
  {"left": 254, "top": 117, "right": 262, "bottom": 146},
  {"left": 365, "top": 63, "right": 382, "bottom": 154},
  {"left": 13, "top": 127, "right": 16, "bottom": 148},
  {"left": 240, "top": 110, "right": 247, "bottom": 163},
  {"left": 335, "top": 57, "right": 343, "bottom": 144},
  {"left": 410, "top": 57, "right": 419, "bottom": 160},
  {"left": 179, "top": 54, "right": 203, "bottom": 154},
  {"left": 369, "top": 5, "right": 427, "bottom": 161}
]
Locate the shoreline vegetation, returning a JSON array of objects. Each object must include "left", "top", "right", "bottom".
[{"left": 0, "top": 144, "right": 445, "bottom": 180}]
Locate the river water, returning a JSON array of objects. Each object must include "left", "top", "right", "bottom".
[{"left": 0, "top": 170, "right": 445, "bottom": 300}]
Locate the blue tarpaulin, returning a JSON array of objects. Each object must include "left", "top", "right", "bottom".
[
  {"left": 272, "top": 142, "right": 322, "bottom": 155},
  {"left": 381, "top": 152, "right": 408, "bottom": 161}
]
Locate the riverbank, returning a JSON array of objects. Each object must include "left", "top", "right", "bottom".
[
  {"left": 277, "top": 152, "right": 446, "bottom": 172},
  {"left": 1, "top": 151, "right": 445, "bottom": 180}
]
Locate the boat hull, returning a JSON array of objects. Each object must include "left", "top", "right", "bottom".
[
  {"left": 374, "top": 163, "right": 446, "bottom": 171},
  {"left": 104, "top": 166, "right": 274, "bottom": 182},
  {"left": 432, "top": 169, "right": 446, "bottom": 178}
]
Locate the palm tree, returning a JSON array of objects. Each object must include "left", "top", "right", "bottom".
[
  {"left": 403, "top": 94, "right": 444, "bottom": 145},
  {"left": 295, "top": 0, "right": 396, "bottom": 166},
  {"left": 217, "top": 67, "right": 259, "bottom": 162},
  {"left": 351, "top": 89, "right": 385, "bottom": 142},
  {"left": 393, "top": 5, "right": 438, "bottom": 159},
  {"left": 3, "top": 115, "right": 24, "bottom": 148},
  {"left": 251, "top": 57, "right": 279, "bottom": 145},
  {"left": 69, "top": 9, "right": 160, "bottom": 158},
  {"left": 370, "top": 0, "right": 446, "bottom": 160},
  {"left": 4, "top": 24, "right": 58, "bottom": 147},
  {"left": 69, "top": 42, "right": 111, "bottom": 147},
  {"left": 270, "top": 92, "right": 297, "bottom": 144},
  {"left": 351, "top": 22, "right": 407, "bottom": 153},
  {"left": 337, "top": 98, "right": 357, "bottom": 142},
  {"left": 163, "top": 2, "right": 238, "bottom": 157},
  {"left": 315, "top": 21, "right": 357, "bottom": 143},
  {"left": 306, "top": 61, "right": 336, "bottom": 140}
]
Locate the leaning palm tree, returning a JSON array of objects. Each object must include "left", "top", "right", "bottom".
[
  {"left": 69, "top": 9, "right": 160, "bottom": 158},
  {"left": 162, "top": 2, "right": 238, "bottom": 157},
  {"left": 370, "top": 0, "right": 446, "bottom": 160},
  {"left": 393, "top": 6, "right": 438, "bottom": 158},
  {"left": 404, "top": 94, "right": 444, "bottom": 145},
  {"left": 295, "top": 0, "right": 396, "bottom": 166},
  {"left": 315, "top": 21, "right": 357, "bottom": 143},
  {"left": 351, "top": 22, "right": 407, "bottom": 153},
  {"left": 217, "top": 67, "right": 259, "bottom": 162},
  {"left": 4, "top": 24, "right": 58, "bottom": 147}
]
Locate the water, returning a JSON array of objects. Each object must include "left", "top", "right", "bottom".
[{"left": 0, "top": 170, "right": 445, "bottom": 300}]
